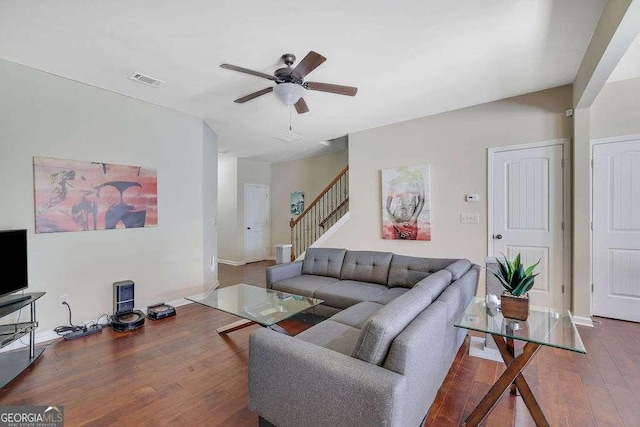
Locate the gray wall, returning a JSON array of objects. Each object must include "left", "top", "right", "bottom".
[
  {"left": 216, "top": 157, "right": 271, "bottom": 264},
  {"left": 0, "top": 59, "right": 217, "bottom": 332},
  {"left": 323, "top": 85, "right": 573, "bottom": 296},
  {"left": 571, "top": 76, "right": 640, "bottom": 318},
  {"left": 270, "top": 150, "right": 348, "bottom": 257}
]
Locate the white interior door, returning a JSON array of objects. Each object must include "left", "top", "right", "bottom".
[
  {"left": 491, "top": 144, "right": 565, "bottom": 309},
  {"left": 244, "top": 184, "right": 269, "bottom": 264},
  {"left": 593, "top": 137, "right": 640, "bottom": 322}
]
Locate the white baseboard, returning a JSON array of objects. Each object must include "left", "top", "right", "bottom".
[
  {"left": 140, "top": 298, "right": 193, "bottom": 314},
  {"left": 218, "top": 259, "right": 246, "bottom": 266},
  {"left": 0, "top": 297, "right": 198, "bottom": 354},
  {"left": 571, "top": 314, "right": 594, "bottom": 327},
  {"left": 468, "top": 336, "right": 503, "bottom": 362},
  {"left": 165, "top": 297, "right": 192, "bottom": 308}
]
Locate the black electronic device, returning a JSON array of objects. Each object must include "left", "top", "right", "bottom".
[
  {"left": 110, "top": 310, "right": 146, "bottom": 332},
  {"left": 113, "top": 280, "right": 135, "bottom": 314},
  {"left": 146, "top": 303, "right": 176, "bottom": 320},
  {"left": 64, "top": 324, "right": 103, "bottom": 340},
  {"left": 0, "top": 229, "right": 30, "bottom": 308},
  {"left": 110, "top": 280, "right": 144, "bottom": 332}
]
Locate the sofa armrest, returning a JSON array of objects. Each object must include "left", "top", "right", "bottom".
[
  {"left": 265, "top": 260, "right": 303, "bottom": 288},
  {"left": 445, "top": 259, "right": 472, "bottom": 280},
  {"left": 249, "top": 328, "right": 407, "bottom": 427}
]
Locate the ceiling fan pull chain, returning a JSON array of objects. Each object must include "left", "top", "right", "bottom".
[{"left": 289, "top": 104, "right": 293, "bottom": 131}]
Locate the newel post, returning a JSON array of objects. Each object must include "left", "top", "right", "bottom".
[{"left": 289, "top": 218, "right": 295, "bottom": 261}]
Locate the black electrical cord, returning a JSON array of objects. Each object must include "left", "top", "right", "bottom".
[
  {"left": 54, "top": 301, "right": 86, "bottom": 336},
  {"left": 14, "top": 291, "right": 57, "bottom": 348},
  {"left": 95, "top": 313, "right": 111, "bottom": 327},
  {"left": 16, "top": 293, "right": 27, "bottom": 346},
  {"left": 54, "top": 302, "right": 111, "bottom": 337}
]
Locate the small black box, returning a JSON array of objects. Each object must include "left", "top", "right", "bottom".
[{"left": 146, "top": 303, "right": 176, "bottom": 320}]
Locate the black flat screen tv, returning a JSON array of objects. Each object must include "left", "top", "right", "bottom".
[{"left": 0, "top": 229, "right": 30, "bottom": 307}]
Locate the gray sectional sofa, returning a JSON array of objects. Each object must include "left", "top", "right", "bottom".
[{"left": 249, "top": 248, "right": 480, "bottom": 427}]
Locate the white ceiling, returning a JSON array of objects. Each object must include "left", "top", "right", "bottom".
[{"left": 0, "top": 1, "right": 606, "bottom": 163}]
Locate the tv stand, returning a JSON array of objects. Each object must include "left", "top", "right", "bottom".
[
  {"left": 0, "top": 292, "right": 45, "bottom": 389},
  {"left": 0, "top": 294, "right": 31, "bottom": 308}
]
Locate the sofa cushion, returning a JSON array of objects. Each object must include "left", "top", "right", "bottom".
[
  {"left": 295, "top": 319, "right": 361, "bottom": 356},
  {"left": 315, "top": 280, "right": 387, "bottom": 310},
  {"left": 414, "top": 270, "right": 453, "bottom": 302},
  {"left": 313, "top": 304, "right": 341, "bottom": 318},
  {"left": 271, "top": 275, "right": 339, "bottom": 298},
  {"left": 340, "top": 250, "right": 394, "bottom": 285},
  {"left": 330, "top": 302, "right": 385, "bottom": 329},
  {"left": 352, "top": 271, "right": 453, "bottom": 366},
  {"left": 387, "top": 255, "right": 457, "bottom": 288},
  {"left": 435, "top": 279, "right": 467, "bottom": 324},
  {"left": 302, "top": 248, "right": 347, "bottom": 278},
  {"left": 371, "top": 287, "right": 408, "bottom": 304},
  {"left": 445, "top": 259, "right": 472, "bottom": 280}
]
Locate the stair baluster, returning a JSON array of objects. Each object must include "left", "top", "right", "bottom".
[{"left": 289, "top": 166, "right": 349, "bottom": 260}]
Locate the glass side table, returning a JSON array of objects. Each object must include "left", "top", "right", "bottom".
[{"left": 454, "top": 297, "right": 586, "bottom": 427}]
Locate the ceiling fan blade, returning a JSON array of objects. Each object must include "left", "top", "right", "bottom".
[
  {"left": 305, "top": 82, "right": 358, "bottom": 96},
  {"left": 291, "top": 51, "right": 326, "bottom": 79},
  {"left": 220, "top": 64, "right": 275, "bottom": 81},
  {"left": 234, "top": 87, "right": 273, "bottom": 103},
  {"left": 294, "top": 98, "right": 309, "bottom": 114}
]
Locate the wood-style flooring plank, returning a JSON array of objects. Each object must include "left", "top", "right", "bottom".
[
  {"left": 435, "top": 352, "right": 480, "bottom": 425},
  {"left": 583, "top": 385, "right": 626, "bottom": 426},
  {"left": 218, "top": 261, "right": 274, "bottom": 288},
  {"left": 513, "top": 396, "right": 536, "bottom": 427},
  {"left": 1, "top": 261, "right": 638, "bottom": 427},
  {"left": 607, "top": 384, "right": 640, "bottom": 427},
  {"left": 474, "top": 358, "right": 498, "bottom": 385}
]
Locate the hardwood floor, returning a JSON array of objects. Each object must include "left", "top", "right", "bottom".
[
  {"left": 217, "top": 260, "right": 275, "bottom": 288},
  {"left": 426, "top": 318, "right": 640, "bottom": 426},
  {"left": 1, "top": 262, "right": 639, "bottom": 426}
]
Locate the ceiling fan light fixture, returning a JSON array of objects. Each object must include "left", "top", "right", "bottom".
[
  {"left": 274, "top": 82, "right": 305, "bottom": 106},
  {"left": 222, "top": 51, "right": 357, "bottom": 113}
]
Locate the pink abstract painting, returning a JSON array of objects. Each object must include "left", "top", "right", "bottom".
[
  {"left": 33, "top": 157, "right": 158, "bottom": 233},
  {"left": 381, "top": 165, "right": 431, "bottom": 241}
]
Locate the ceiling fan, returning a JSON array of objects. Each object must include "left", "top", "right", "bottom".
[{"left": 220, "top": 51, "right": 358, "bottom": 114}]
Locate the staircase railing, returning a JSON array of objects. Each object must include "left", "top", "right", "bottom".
[{"left": 290, "top": 165, "right": 349, "bottom": 260}]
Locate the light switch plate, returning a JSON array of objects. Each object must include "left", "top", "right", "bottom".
[
  {"left": 460, "top": 213, "right": 480, "bottom": 224},
  {"left": 466, "top": 194, "right": 480, "bottom": 202}
]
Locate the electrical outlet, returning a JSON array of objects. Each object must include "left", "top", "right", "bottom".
[
  {"left": 58, "top": 294, "right": 70, "bottom": 309},
  {"left": 460, "top": 213, "right": 480, "bottom": 224}
]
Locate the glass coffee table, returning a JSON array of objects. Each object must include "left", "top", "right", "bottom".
[
  {"left": 454, "top": 297, "right": 586, "bottom": 427},
  {"left": 186, "top": 283, "right": 323, "bottom": 335}
]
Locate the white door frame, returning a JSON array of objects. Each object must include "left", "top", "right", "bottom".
[
  {"left": 487, "top": 138, "right": 572, "bottom": 309},
  {"left": 243, "top": 183, "right": 270, "bottom": 264},
  {"left": 590, "top": 133, "right": 640, "bottom": 315}
]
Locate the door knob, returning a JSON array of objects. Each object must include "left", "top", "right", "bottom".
[
  {"left": 247, "top": 227, "right": 251, "bottom": 230},
  {"left": 493, "top": 234, "right": 503, "bottom": 239}
]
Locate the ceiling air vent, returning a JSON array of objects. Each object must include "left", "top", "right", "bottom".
[
  {"left": 273, "top": 132, "right": 303, "bottom": 142},
  {"left": 128, "top": 72, "right": 164, "bottom": 88}
]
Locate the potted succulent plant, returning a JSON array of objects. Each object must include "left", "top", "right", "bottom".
[{"left": 489, "top": 253, "right": 540, "bottom": 320}]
